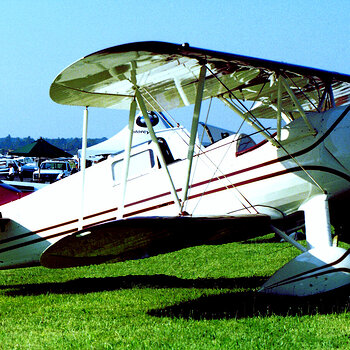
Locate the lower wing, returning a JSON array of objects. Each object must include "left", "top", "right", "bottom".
[{"left": 40, "top": 215, "right": 271, "bottom": 268}]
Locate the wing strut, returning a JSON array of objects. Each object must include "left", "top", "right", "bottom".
[
  {"left": 318, "top": 82, "right": 336, "bottom": 110},
  {"left": 181, "top": 65, "right": 207, "bottom": 212},
  {"left": 276, "top": 76, "right": 283, "bottom": 141},
  {"left": 135, "top": 89, "right": 182, "bottom": 213},
  {"left": 118, "top": 99, "right": 137, "bottom": 219},
  {"left": 218, "top": 96, "right": 278, "bottom": 146},
  {"left": 79, "top": 107, "right": 89, "bottom": 230},
  {"left": 279, "top": 76, "right": 317, "bottom": 136}
]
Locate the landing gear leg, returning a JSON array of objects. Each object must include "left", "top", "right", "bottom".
[{"left": 301, "top": 194, "right": 332, "bottom": 249}]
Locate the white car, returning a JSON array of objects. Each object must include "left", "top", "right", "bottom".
[
  {"left": 33, "top": 160, "right": 76, "bottom": 183},
  {"left": 0, "top": 159, "right": 20, "bottom": 176}
]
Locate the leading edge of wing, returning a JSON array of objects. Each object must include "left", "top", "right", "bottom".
[
  {"left": 40, "top": 214, "right": 271, "bottom": 268},
  {"left": 90, "top": 41, "right": 350, "bottom": 82},
  {"left": 50, "top": 41, "right": 350, "bottom": 110}
]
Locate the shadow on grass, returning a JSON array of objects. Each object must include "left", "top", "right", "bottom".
[
  {"left": 0, "top": 274, "right": 265, "bottom": 296},
  {"left": 149, "top": 287, "right": 350, "bottom": 319},
  {"left": 1, "top": 274, "right": 349, "bottom": 318}
]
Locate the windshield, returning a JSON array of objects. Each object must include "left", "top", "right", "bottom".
[
  {"left": 41, "top": 162, "right": 67, "bottom": 170},
  {"left": 198, "top": 122, "right": 235, "bottom": 147}
]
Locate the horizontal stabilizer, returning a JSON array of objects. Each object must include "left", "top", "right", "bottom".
[{"left": 40, "top": 215, "right": 270, "bottom": 268}]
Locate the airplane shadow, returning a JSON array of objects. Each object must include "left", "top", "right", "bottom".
[
  {"left": 0, "top": 274, "right": 265, "bottom": 296},
  {"left": 148, "top": 287, "right": 350, "bottom": 319},
  {"left": 1, "top": 274, "right": 349, "bottom": 319}
]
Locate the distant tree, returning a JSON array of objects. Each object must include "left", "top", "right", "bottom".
[{"left": 0, "top": 136, "right": 106, "bottom": 155}]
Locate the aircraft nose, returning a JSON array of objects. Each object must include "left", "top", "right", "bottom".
[{"left": 323, "top": 106, "right": 350, "bottom": 172}]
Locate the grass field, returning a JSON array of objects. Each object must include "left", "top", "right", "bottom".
[{"left": 0, "top": 234, "right": 349, "bottom": 349}]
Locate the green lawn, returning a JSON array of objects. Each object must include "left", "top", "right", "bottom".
[{"left": 0, "top": 235, "right": 349, "bottom": 349}]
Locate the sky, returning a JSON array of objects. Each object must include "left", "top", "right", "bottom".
[{"left": 1, "top": 0, "right": 349, "bottom": 139}]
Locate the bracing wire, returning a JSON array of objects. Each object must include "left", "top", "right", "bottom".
[
  {"left": 285, "top": 73, "right": 320, "bottom": 112},
  {"left": 206, "top": 66, "right": 327, "bottom": 194}
]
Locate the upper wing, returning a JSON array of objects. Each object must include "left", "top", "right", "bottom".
[{"left": 50, "top": 41, "right": 350, "bottom": 116}]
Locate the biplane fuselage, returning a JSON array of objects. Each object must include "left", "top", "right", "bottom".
[
  {"left": 1, "top": 41, "right": 350, "bottom": 296},
  {"left": 1, "top": 104, "right": 350, "bottom": 269}
]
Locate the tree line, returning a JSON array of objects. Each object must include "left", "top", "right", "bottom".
[{"left": 0, "top": 135, "right": 107, "bottom": 156}]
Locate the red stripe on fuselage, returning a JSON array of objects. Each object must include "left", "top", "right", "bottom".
[{"left": 3, "top": 105, "right": 350, "bottom": 252}]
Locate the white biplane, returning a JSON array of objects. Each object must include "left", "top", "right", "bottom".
[{"left": 1, "top": 41, "right": 350, "bottom": 296}]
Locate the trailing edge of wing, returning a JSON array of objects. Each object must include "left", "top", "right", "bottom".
[
  {"left": 40, "top": 215, "right": 271, "bottom": 268},
  {"left": 50, "top": 41, "right": 350, "bottom": 114}
]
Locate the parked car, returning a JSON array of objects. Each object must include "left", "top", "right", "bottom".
[
  {"left": 0, "top": 159, "right": 20, "bottom": 177},
  {"left": 20, "top": 162, "right": 38, "bottom": 178},
  {"left": 32, "top": 159, "right": 76, "bottom": 183}
]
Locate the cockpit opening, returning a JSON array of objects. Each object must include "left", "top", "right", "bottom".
[{"left": 198, "top": 122, "right": 256, "bottom": 153}]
